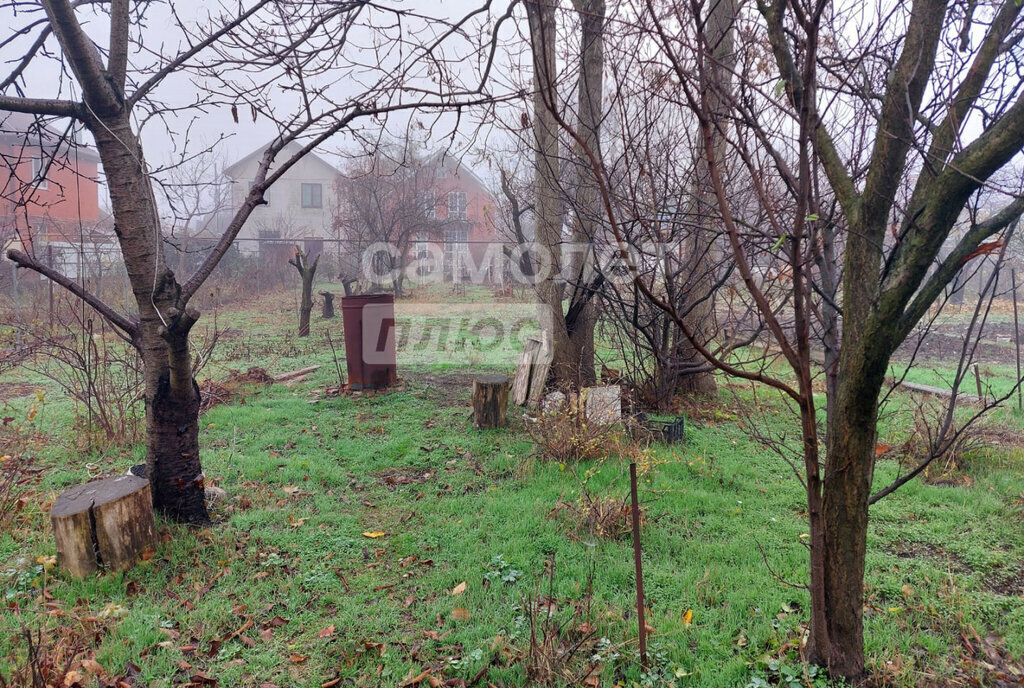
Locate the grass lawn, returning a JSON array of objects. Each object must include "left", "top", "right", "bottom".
[{"left": 1, "top": 286, "right": 1022, "bottom": 687}]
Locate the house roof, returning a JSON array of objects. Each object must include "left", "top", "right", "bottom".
[
  {"left": 0, "top": 110, "right": 101, "bottom": 164},
  {"left": 423, "top": 149, "right": 491, "bottom": 192},
  {"left": 222, "top": 140, "right": 342, "bottom": 180}
]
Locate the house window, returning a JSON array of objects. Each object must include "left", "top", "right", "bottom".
[
  {"left": 421, "top": 191, "right": 437, "bottom": 220},
  {"left": 447, "top": 191, "right": 467, "bottom": 220},
  {"left": 31, "top": 158, "right": 48, "bottom": 190},
  {"left": 301, "top": 183, "right": 323, "bottom": 208}
]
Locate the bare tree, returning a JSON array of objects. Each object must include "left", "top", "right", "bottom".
[
  {"left": 288, "top": 246, "right": 319, "bottom": 337},
  {"left": 545, "top": 0, "right": 1024, "bottom": 679},
  {"left": 1, "top": 0, "right": 509, "bottom": 522},
  {"left": 334, "top": 140, "right": 447, "bottom": 298}
]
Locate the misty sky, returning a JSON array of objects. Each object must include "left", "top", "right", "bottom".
[{"left": 0, "top": 0, "right": 533, "bottom": 202}]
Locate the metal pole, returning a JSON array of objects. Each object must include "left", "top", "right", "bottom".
[
  {"left": 974, "top": 363, "right": 983, "bottom": 403},
  {"left": 1013, "top": 270, "right": 1022, "bottom": 411},
  {"left": 47, "top": 244, "right": 54, "bottom": 329},
  {"left": 629, "top": 462, "right": 647, "bottom": 669}
]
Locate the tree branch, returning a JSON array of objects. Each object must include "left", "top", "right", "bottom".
[
  {"left": 897, "top": 195, "right": 1024, "bottom": 340},
  {"left": 0, "top": 94, "right": 83, "bottom": 119},
  {"left": 6, "top": 249, "right": 140, "bottom": 343},
  {"left": 107, "top": 0, "right": 129, "bottom": 93},
  {"left": 40, "top": 0, "right": 121, "bottom": 114}
]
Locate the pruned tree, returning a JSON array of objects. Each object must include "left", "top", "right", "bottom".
[
  {"left": 1, "top": 0, "right": 508, "bottom": 522},
  {"left": 288, "top": 246, "right": 319, "bottom": 337},
  {"left": 545, "top": 0, "right": 1024, "bottom": 680}
]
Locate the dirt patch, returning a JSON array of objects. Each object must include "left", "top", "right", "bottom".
[
  {"left": 886, "top": 540, "right": 972, "bottom": 574},
  {"left": 403, "top": 370, "right": 478, "bottom": 408},
  {"left": 376, "top": 467, "right": 435, "bottom": 489},
  {"left": 985, "top": 561, "right": 1024, "bottom": 597},
  {"left": 199, "top": 366, "right": 274, "bottom": 412},
  {"left": 0, "top": 382, "right": 36, "bottom": 400}
]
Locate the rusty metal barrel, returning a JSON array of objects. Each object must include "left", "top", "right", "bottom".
[{"left": 341, "top": 294, "right": 397, "bottom": 390}]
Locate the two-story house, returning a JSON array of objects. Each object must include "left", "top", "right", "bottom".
[
  {"left": 222, "top": 141, "right": 341, "bottom": 259},
  {"left": 407, "top": 152, "right": 501, "bottom": 282},
  {"left": 0, "top": 111, "right": 102, "bottom": 263}
]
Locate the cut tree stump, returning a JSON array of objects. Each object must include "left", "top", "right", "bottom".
[
  {"left": 473, "top": 375, "right": 509, "bottom": 429},
  {"left": 320, "top": 291, "right": 335, "bottom": 319},
  {"left": 50, "top": 475, "right": 157, "bottom": 579}
]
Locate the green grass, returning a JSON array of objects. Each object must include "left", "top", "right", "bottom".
[{"left": 1, "top": 289, "right": 1022, "bottom": 687}]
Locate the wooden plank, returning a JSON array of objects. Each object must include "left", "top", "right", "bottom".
[
  {"left": 272, "top": 365, "right": 321, "bottom": 382},
  {"left": 511, "top": 336, "right": 541, "bottom": 406},
  {"left": 893, "top": 379, "right": 980, "bottom": 403},
  {"left": 526, "top": 331, "right": 552, "bottom": 408}
]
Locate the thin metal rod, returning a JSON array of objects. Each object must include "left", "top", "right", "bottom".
[
  {"left": 629, "top": 462, "right": 647, "bottom": 669},
  {"left": 1013, "top": 270, "right": 1021, "bottom": 412}
]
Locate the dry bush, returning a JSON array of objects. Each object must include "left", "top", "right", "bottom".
[
  {"left": 553, "top": 492, "right": 640, "bottom": 541},
  {"left": 0, "top": 455, "right": 28, "bottom": 530},
  {"left": 22, "top": 309, "right": 143, "bottom": 450},
  {"left": 898, "top": 412, "right": 984, "bottom": 486},
  {"left": 525, "top": 395, "right": 655, "bottom": 465},
  {"left": 0, "top": 627, "right": 82, "bottom": 688},
  {"left": 520, "top": 557, "right": 602, "bottom": 687},
  {"left": 526, "top": 405, "right": 616, "bottom": 464}
]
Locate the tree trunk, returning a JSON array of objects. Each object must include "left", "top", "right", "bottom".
[
  {"left": 473, "top": 375, "right": 509, "bottom": 429},
  {"left": 807, "top": 332, "right": 888, "bottom": 681},
  {"left": 564, "top": 0, "right": 605, "bottom": 389},
  {"left": 679, "top": 0, "right": 736, "bottom": 397},
  {"left": 320, "top": 291, "right": 335, "bottom": 318},
  {"left": 51, "top": 475, "right": 157, "bottom": 578},
  {"left": 526, "top": 0, "right": 574, "bottom": 388},
  {"left": 90, "top": 114, "right": 209, "bottom": 524},
  {"left": 290, "top": 247, "right": 320, "bottom": 337}
]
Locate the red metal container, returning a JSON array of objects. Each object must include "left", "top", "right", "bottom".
[{"left": 341, "top": 294, "right": 397, "bottom": 389}]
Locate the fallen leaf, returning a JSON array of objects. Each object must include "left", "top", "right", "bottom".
[
  {"left": 451, "top": 607, "right": 471, "bottom": 621},
  {"left": 362, "top": 531, "right": 387, "bottom": 539},
  {"left": 63, "top": 671, "right": 82, "bottom": 687},
  {"left": 81, "top": 659, "right": 104, "bottom": 675},
  {"left": 450, "top": 581, "right": 467, "bottom": 596},
  {"left": 318, "top": 624, "right": 336, "bottom": 639},
  {"left": 289, "top": 653, "right": 309, "bottom": 663},
  {"left": 683, "top": 609, "right": 694, "bottom": 627},
  {"left": 401, "top": 668, "right": 432, "bottom": 686}
]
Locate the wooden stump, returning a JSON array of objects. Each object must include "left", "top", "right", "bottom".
[
  {"left": 473, "top": 375, "right": 509, "bottom": 429},
  {"left": 50, "top": 475, "right": 157, "bottom": 579},
  {"left": 320, "top": 291, "right": 335, "bottom": 318}
]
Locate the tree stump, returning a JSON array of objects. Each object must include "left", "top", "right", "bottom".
[
  {"left": 320, "top": 291, "right": 335, "bottom": 318},
  {"left": 473, "top": 375, "right": 509, "bottom": 429},
  {"left": 50, "top": 475, "right": 157, "bottom": 579}
]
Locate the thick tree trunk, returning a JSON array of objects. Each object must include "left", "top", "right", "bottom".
[
  {"left": 526, "top": 0, "right": 575, "bottom": 388},
  {"left": 564, "top": 0, "right": 604, "bottom": 390},
  {"left": 320, "top": 291, "right": 335, "bottom": 318},
  {"left": 679, "top": 0, "right": 736, "bottom": 397},
  {"left": 90, "top": 114, "right": 209, "bottom": 523}
]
